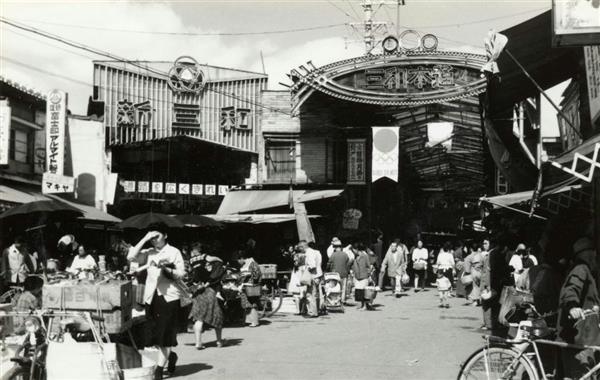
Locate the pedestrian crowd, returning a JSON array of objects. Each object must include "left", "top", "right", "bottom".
[{"left": 1, "top": 227, "right": 598, "bottom": 379}]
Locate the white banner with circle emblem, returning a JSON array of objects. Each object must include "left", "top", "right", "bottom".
[{"left": 372, "top": 127, "right": 399, "bottom": 182}]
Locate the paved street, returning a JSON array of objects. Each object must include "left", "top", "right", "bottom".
[{"left": 170, "top": 289, "right": 485, "bottom": 380}]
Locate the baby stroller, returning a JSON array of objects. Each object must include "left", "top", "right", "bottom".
[{"left": 322, "top": 272, "right": 344, "bottom": 313}]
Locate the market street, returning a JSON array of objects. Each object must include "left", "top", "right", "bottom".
[{"left": 171, "top": 290, "right": 484, "bottom": 380}]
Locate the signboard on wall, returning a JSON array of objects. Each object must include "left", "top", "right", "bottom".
[
  {"left": 347, "top": 139, "right": 366, "bottom": 184},
  {"left": 372, "top": 127, "right": 399, "bottom": 182},
  {"left": 552, "top": 0, "right": 600, "bottom": 47},
  {"left": 584, "top": 46, "right": 600, "bottom": 127},
  {"left": 45, "top": 90, "right": 67, "bottom": 175},
  {"left": 42, "top": 172, "right": 75, "bottom": 194},
  {"left": 0, "top": 99, "right": 11, "bottom": 165}
]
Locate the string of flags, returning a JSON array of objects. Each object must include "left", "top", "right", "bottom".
[{"left": 121, "top": 181, "right": 232, "bottom": 196}]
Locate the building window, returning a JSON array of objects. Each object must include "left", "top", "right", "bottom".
[
  {"left": 9, "top": 129, "right": 30, "bottom": 163},
  {"left": 265, "top": 140, "right": 296, "bottom": 182},
  {"left": 496, "top": 168, "right": 509, "bottom": 195}
]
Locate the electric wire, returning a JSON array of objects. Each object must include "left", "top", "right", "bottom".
[
  {"left": 0, "top": 17, "right": 292, "bottom": 116},
  {"left": 11, "top": 19, "right": 348, "bottom": 36}
]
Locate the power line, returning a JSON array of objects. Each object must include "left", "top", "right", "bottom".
[
  {"left": 12, "top": 18, "right": 348, "bottom": 36},
  {"left": 402, "top": 7, "right": 548, "bottom": 29},
  {"left": 327, "top": 0, "right": 359, "bottom": 20},
  {"left": 0, "top": 17, "right": 291, "bottom": 116},
  {"left": 344, "top": 0, "right": 362, "bottom": 20}
]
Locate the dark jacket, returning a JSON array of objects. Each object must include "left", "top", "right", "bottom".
[
  {"left": 558, "top": 247, "right": 600, "bottom": 344},
  {"left": 328, "top": 250, "right": 350, "bottom": 278},
  {"left": 352, "top": 252, "right": 371, "bottom": 281}
]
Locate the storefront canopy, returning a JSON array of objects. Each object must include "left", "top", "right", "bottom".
[
  {"left": 0, "top": 184, "right": 48, "bottom": 205},
  {"left": 216, "top": 189, "right": 344, "bottom": 215},
  {"left": 45, "top": 195, "right": 122, "bottom": 224},
  {"left": 206, "top": 214, "right": 320, "bottom": 224}
]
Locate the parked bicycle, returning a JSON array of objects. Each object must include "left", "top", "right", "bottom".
[{"left": 457, "top": 304, "right": 600, "bottom": 380}]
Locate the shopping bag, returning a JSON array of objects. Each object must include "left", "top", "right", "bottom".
[{"left": 299, "top": 269, "right": 313, "bottom": 286}]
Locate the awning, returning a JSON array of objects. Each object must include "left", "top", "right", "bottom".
[
  {"left": 480, "top": 185, "right": 581, "bottom": 208},
  {"left": 0, "top": 185, "right": 48, "bottom": 204},
  {"left": 46, "top": 195, "right": 122, "bottom": 224},
  {"left": 479, "top": 184, "right": 581, "bottom": 220},
  {"left": 216, "top": 189, "right": 344, "bottom": 215},
  {"left": 206, "top": 214, "right": 320, "bottom": 224}
]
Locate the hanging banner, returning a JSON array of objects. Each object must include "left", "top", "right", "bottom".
[
  {"left": 151, "top": 182, "right": 163, "bottom": 193},
  {"left": 42, "top": 172, "right": 75, "bottom": 194},
  {"left": 584, "top": 46, "right": 600, "bottom": 126},
  {"left": 165, "top": 182, "right": 176, "bottom": 194},
  {"left": 138, "top": 181, "right": 149, "bottom": 193},
  {"left": 218, "top": 185, "right": 229, "bottom": 196},
  {"left": 347, "top": 139, "right": 366, "bottom": 184},
  {"left": 45, "top": 90, "right": 67, "bottom": 175},
  {"left": 191, "top": 184, "right": 203, "bottom": 195},
  {"left": 122, "top": 180, "right": 136, "bottom": 193},
  {"left": 205, "top": 184, "right": 216, "bottom": 195},
  {"left": 0, "top": 99, "right": 11, "bottom": 165},
  {"left": 372, "top": 126, "right": 399, "bottom": 182},
  {"left": 179, "top": 183, "right": 190, "bottom": 194}
]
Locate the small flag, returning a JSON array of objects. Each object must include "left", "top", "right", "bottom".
[{"left": 481, "top": 30, "right": 508, "bottom": 74}]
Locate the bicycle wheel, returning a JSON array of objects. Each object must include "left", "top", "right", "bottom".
[
  {"left": 259, "top": 285, "right": 283, "bottom": 318},
  {"left": 458, "top": 346, "right": 539, "bottom": 380}
]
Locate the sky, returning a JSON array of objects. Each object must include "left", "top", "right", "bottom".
[{"left": 0, "top": 0, "right": 561, "bottom": 134}]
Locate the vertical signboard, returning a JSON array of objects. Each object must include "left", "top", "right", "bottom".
[
  {"left": 347, "top": 139, "right": 366, "bottom": 184},
  {"left": 46, "top": 90, "right": 67, "bottom": 175},
  {"left": 552, "top": 0, "right": 600, "bottom": 47},
  {"left": 584, "top": 46, "right": 600, "bottom": 127},
  {"left": 372, "top": 127, "right": 399, "bottom": 182},
  {"left": 0, "top": 99, "right": 10, "bottom": 165}
]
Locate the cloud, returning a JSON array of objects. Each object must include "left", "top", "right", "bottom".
[{"left": 2, "top": 1, "right": 359, "bottom": 114}]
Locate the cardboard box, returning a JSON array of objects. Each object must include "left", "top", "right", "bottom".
[
  {"left": 42, "top": 280, "right": 133, "bottom": 311},
  {"left": 99, "top": 307, "right": 133, "bottom": 334}
]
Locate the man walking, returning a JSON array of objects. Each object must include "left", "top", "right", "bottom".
[
  {"left": 328, "top": 240, "right": 351, "bottom": 304},
  {"left": 379, "top": 239, "right": 407, "bottom": 294},
  {"left": 301, "top": 241, "right": 323, "bottom": 317}
]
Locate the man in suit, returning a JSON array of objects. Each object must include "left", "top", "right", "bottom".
[{"left": 378, "top": 239, "right": 408, "bottom": 294}]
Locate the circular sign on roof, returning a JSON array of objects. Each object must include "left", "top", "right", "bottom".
[
  {"left": 167, "top": 56, "right": 204, "bottom": 94},
  {"left": 373, "top": 128, "right": 398, "bottom": 153},
  {"left": 48, "top": 90, "right": 62, "bottom": 104}
]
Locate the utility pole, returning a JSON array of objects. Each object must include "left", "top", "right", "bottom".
[{"left": 350, "top": 0, "right": 405, "bottom": 54}]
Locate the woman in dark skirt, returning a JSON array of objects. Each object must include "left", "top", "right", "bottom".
[{"left": 188, "top": 244, "right": 225, "bottom": 349}]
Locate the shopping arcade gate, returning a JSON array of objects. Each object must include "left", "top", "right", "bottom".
[{"left": 288, "top": 50, "right": 489, "bottom": 196}]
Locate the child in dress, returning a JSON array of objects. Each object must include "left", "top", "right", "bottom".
[{"left": 436, "top": 270, "right": 451, "bottom": 308}]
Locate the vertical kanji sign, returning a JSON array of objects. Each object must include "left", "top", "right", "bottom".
[
  {"left": 0, "top": 99, "right": 11, "bottom": 165},
  {"left": 46, "top": 90, "right": 67, "bottom": 175}
]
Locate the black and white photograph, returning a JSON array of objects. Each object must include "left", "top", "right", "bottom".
[{"left": 0, "top": 0, "right": 600, "bottom": 379}]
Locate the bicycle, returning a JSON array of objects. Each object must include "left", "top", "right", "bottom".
[
  {"left": 257, "top": 265, "right": 283, "bottom": 318},
  {"left": 457, "top": 306, "right": 600, "bottom": 380}
]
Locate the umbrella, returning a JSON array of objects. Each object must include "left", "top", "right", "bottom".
[
  {"left": 0, "top": 199, "right": 83, "bottom": 220},
  {"left": 119, "top": 212, "right": 185, "bottom": 229},
  {"left": 174, "top": 214, "right": 223, "bottom": 228}
]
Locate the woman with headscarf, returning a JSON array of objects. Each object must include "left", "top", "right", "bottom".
[
  {"left": 188, "top": 243, "right": 225, "bottom": 350},
  {"left": 557, "top": 237, "right": 600, "bottom": 379}
]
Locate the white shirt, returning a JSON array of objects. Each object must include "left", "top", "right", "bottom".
[
  {"left": 68, "top": 255, "right": 97, "bottom": 274},
  {"left": 436, "top": 250, "right": 455, "bottom": 270},
  {"left": 343, "top": 245, "right": 355, "bottom": 264},
  {"left": 128, "top": 243, "right": 185, "bottom": 304},
  {"left": 304, "top": 247, "right": 323, "bottom": 278},
  {"left": 326, "top": 245, "right": 334, "bottom": 259},
  {"left": 509, "top": 254, "right": 523, "bottom": 272},
  {"left": 412, "top": 248, "right": 428, "bottom": 262}
]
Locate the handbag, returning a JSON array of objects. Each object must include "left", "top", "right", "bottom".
[
  {"left": 413, "top": 261, "right": 426, "bottom": 271},
  {"left": 299, "top": 269, "right": 313, "bottom": 286}
]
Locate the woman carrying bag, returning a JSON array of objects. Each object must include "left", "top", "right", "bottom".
[
  {"left": 412, "top": 240, "right": 428, "bottom": 292},
  {"left": 236, "top": 251, "right": 262, "bottom": 327}
]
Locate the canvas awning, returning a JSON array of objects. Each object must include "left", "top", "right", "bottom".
[
  {"left": 45, "top": 195, "right": 122, "bottom": 224},
  {"left": 216, "top": 189, "right": 344, "bottom": 215},
  {"left": 206, "top": 214, "right": 320, "bottom": 224},
  {"left": 0, "top": 185, "right": 48, "bottom": 205},
  {"left": 479, "top": 184, "right": 582, "bottom": 220}
]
